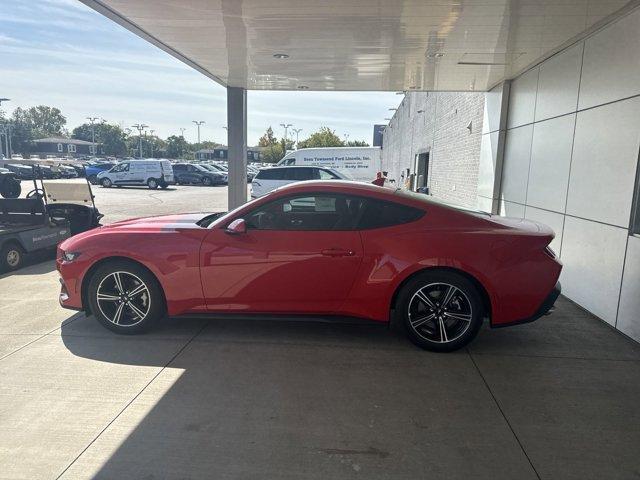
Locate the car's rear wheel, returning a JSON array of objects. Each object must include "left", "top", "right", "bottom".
[
  {"left": 88, "top": 174, "right": 98, "bottom": 185},
  {"left": 202, "top": 176, "right": 212, "bottom": 186},
  {"left": 147, "top": 178, "right": 159, "bottom": 189},
  {"left": 87, "top": 260, "right": 165, "bottom": 334},
  {"left": 101, "top": 177, "right": 112, "bottom": 188},
  {"left": 396, "top": 271, "right": 483, "bottom": 352}
]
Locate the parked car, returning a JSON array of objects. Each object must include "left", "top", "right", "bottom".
[
  {"left": 63, "top": 163, "right": 86, "bottom": 177},
  {"left": 198, "top": 164, "right": 228, "bottom": 183},
  {"left": 0, "top": 168, "right": 21, "bottom": 198},
  {"left": 173, "top": 163, "right": 226, "bottom": 186},
  {"left": 56, "top": 181, "right": 562, "bottom": 352},
  {"left": 251, "top": 165, "right": 349, "bottom": 198},
  {"left": 97, "top": 159, "right": 174, "bottom": 189},
  {"left": 6, "top": 164, "right": 35, "bottom": 180},
  {"left": 56, "top": 165, "right": 78, "bottom": 179},
  {"left": 85, "top": 162, "right": 116, "bottom": 184}
]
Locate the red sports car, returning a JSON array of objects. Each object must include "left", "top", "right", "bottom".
[{"left": 57, "top": 181, "right": 561, "bottom": 352}]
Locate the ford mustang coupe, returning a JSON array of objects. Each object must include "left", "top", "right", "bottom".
[{"left": 57, "top": 181, "right": 561, "bottom": 352}]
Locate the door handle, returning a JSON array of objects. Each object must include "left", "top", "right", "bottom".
[{"left": 321, "top": 248, "right": 355, "bottom": 257}]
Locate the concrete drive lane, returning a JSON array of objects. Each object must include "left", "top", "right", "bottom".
[{"left": 1, "top": 184, "right": 639, "bottom": 479}]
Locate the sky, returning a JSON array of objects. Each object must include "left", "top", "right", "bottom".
[{"left": 0, "top": 0, "right": 400, "bottom": 146}]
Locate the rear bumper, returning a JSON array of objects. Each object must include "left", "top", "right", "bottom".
[{"left": 493, "top": 281, "right": 561, "bottom": 328}]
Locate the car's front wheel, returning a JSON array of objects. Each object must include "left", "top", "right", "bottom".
[
  {"left": 396, "top": 271, "right": 483, "bottom": 352},
  {"left": 101, "top": 177, "right": 112, "bottom": 188},
  {"left": 87, "top": 260, "right": 165, "bottom": 334},
  {"left": 147, "top": 178, "right": 159, "bottom": 189},
  {"left": 202, "top": 176, "right": 213, "bottom": 186}
]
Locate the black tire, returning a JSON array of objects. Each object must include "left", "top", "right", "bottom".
[
  {"left": 396, "top": 270, "right": 483, "bottom": 352},
  {"left": 147, "top": 178, "right": 159, "bottom": 190},
  {"left": 160, "top": 181, "right": 168, "bottom": 189},
  {"left": 101, "top": 177, "right": 113, "bottom": 188},
  {"left": 87, "top": 260, "right": 165, "bottom": 334},
  {"left": 0, "top": 179, "right": 21, "bottom": 198},
  {"left": 88, "top": 174, "right": 98, "bottom": 185},
  {"left": 202, "top": 176, "right": 212, "bottom": 186},
  {"left": 1, "top": 242, "right": 24, "bottom": 272}
]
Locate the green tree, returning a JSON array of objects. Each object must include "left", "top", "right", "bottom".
[
  {"left": 297, "top": 127, "right": 344, "bottom": 149},
  {"left": 346, "top": 139, "right": 370, "bottom": 147},
  {"left": 166, "top": 135, "right": 190, "bottom": 159},
  {"left": 10, "top": 106, "right": 68, "bottom": 155},
  {"left": 72, "top": 122, "right": 128, "bottom": 156},
  {"left": 258, "top": 126, "right": 285, "bottom": 163}
]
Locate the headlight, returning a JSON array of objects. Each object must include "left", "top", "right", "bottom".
[{"left": 62, "top": 251, "right": 81, "bottom": 262}]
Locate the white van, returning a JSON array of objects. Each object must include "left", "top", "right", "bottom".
[
  {"left": 276, "top": 147, "right": 381, "bottom": 182},
  {"left": 97, "top": 159, "right": 174, "bottom": 189},
  {"left": 251, "top": 165, "right": 349, "bottom": 198}
]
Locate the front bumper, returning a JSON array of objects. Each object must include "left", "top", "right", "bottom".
[{"left": 493, "top": 281, "right": 561, "bottom": 328}]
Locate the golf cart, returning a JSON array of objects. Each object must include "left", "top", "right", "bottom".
[{"left": 0, "top": 167, "right": 103, "bottom": 271}]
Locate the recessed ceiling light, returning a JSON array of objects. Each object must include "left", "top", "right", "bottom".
[
  {"left": 427, "top": 52, "right": 445, "bottom": 58},
  {"left": 297, "top": 85, "right": 309, "bottom": 90},
  {"left": 273, "top": 53, "right": 289, "bottom": 59}
]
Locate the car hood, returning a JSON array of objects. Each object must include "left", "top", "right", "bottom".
[{"left": 105, "top": 213, "right": 208, "bottom": 230}]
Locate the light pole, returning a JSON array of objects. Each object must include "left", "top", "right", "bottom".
[
  {"left": 86, "top": 116, "right": 99, "bottom": 157},
  {"left": 280, "top": 123, "right": 292, "bottom": 146},
  {"left": 343, "top": 133, "right": 350, "bottom": 144},
  {"left": 292, "top": 128, "right": 302, "bottom": 148},
  {"left": 149, "top": 130, "right": 155, "bottom": 157},
  {"left": 0, "top": 98, "right": 10, "bottom": 159},
  {"left": 179, "top": 128, "right": 186, "bottom": 138},
  {"left": 192, "top": 120, "right": 205, "bottom": 144},
  {"left": 131, "top": 123, "right": 148, "bottom": 158}
]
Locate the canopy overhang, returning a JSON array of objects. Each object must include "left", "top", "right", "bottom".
[{"left": 79, "top": 0, "right": 634, "bottom": 92}]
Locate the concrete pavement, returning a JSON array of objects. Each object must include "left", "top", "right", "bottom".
[{"left": 1, "top": 184, "right": 639, "bottom": 479}]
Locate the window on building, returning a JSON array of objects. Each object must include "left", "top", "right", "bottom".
[
  {"left": 68, "top": 144, "right": 76, "bottom": 153},
  {"left": 89, "top": 145, "right": 96, "bottom": 154},
  {"left": 57, "top": 143, "right": 63, "bottom": 152}
]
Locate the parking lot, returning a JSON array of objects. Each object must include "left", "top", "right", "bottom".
[{"left": 1, "top": 183, "right": 640, "bottom": 479}]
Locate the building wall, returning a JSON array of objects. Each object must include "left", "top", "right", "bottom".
[
  {"left": 494, "top": 7, "right": 640, "bottom": 342},
  {"left": 381, "top": 91, "right": 485, "bottom": 208}
]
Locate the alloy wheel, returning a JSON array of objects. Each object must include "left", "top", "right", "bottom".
[
  {"left": 96, "top": 271, "right": 151, "bottom": 327},
  {"left": 407, "top": 282, "right": 473, "bottom": 344}
]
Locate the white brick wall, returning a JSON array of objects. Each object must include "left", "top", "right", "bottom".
[{"left": 381, "top": 92, "right": 485, "bottom": 208}]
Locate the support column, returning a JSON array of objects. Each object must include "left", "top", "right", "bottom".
[{"left": 227, "top": 87, "right": 248, "bottom": 210}]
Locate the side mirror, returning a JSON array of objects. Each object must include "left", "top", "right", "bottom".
[{"left": 225, "top": 218, "right": 247, "bottom": 235}]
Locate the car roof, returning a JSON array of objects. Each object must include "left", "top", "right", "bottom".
[{"left": 264, "top": 165, "right": 334, "bottom": 170}]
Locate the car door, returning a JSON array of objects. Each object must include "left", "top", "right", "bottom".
[{"left": 199, "top": 193, "right": 364, "bottom": 314}]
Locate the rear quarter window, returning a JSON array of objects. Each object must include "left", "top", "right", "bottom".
[{"left": 357, "top": 199, "right": 424, "bottom": 229}]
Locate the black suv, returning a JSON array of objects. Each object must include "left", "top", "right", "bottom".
[{"left": 172, "top": 163, "right": 226, "bottom": 186}]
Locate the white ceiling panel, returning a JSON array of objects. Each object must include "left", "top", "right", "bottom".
[{"left": 79, "top": 0, "right": 633, "bottom": 91}]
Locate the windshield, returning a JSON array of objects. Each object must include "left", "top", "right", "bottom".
[
  {"left": 395, "top": 189, "right": 490, "bottom": 216},
  {"left": 43, "top": 180, "right": 94, "bottom": 205}
]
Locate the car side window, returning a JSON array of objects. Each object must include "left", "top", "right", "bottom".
[
  {"left": 255, "top": 168, "right": 284, "bottom": 181},
  {"left": 173, "top": 164, "right": 185, "bottom": 172},
  {"left": 187, "top": 165, "right": 196, "bottom": 173},
  {"left": 319, "top": 169, "right": 338, "bottom": 180},
  {"left": 357, "top": 198, "right": 424, "bottom": 229},
  {"left": 244, "top": 194, "right": 365, "bottom": 231},
  {"left": 111, "top": 163, "right": 129, "bottom": 173}
]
